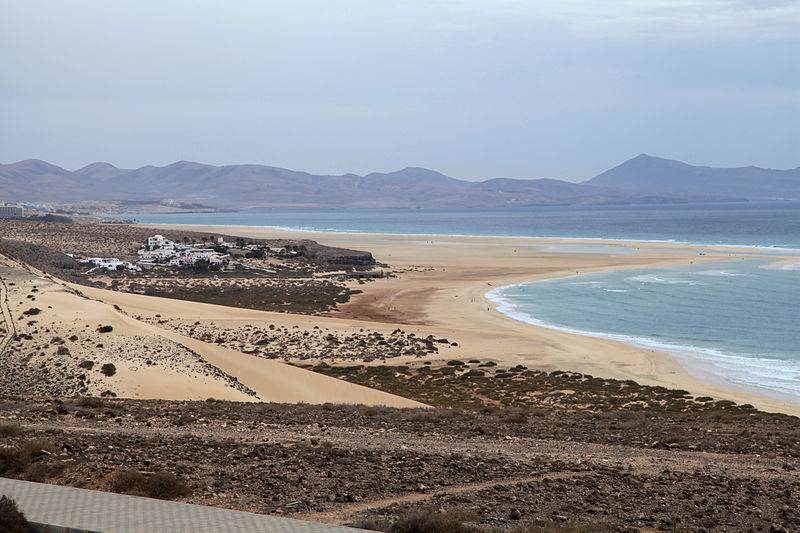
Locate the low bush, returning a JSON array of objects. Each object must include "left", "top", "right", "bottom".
[
  {"left": 0, "top": 439, "right": 56, "bottom": 476},
  {"left": 391, "top": 508, "right": 476, "bottom": 533},
  {"left": 77, "top": 397, "right": 105, "bottom": 408},
  {"left": 145, "top": 471, "right": 191, "bottom": 499},
  {"left": 97, "top": 325, "right": 113, "bottom": 333},
  {"left": 110, "top": 470, "right": 191, "bottom": 500},
  {"left": 0, "top": 495, "right": 31, "bottom": 533},
  {"left": 0, "top": 422, "right": 22, "bottom": 437},
  {"left": 100, "top": 363, "right": 117, "bottom": 377}
]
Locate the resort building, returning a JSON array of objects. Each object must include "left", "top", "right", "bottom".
[
  {"left": 80, "top": 257, "right": 141, "bottom": 272},
  {"left": 146, "top": 235, "right": 176, "bottom": 249},
  {"left": 0, "top": 205, "right": 24, "bottom": 218}
]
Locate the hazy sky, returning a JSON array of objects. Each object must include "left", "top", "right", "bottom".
[{"left": 1, "top": 0, "right": 798, "bottom": 181}]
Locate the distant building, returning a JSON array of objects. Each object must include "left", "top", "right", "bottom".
[
  {"left": 0, "top": 205, "right": 23, "bottom": 218},
  {"left": 146, "top": 235, "right": 175, "bottom": 249},
  {"left": 345, "top": 271, "right": 384, "bottom": 279},
  {"left": 80, "top": 257, "right": 140, "bottom": 272}
]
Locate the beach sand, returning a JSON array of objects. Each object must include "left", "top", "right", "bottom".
[{"left": 136, "top": 224, "right": 800, "bottom": 416}]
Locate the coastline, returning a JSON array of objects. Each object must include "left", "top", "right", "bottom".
[{"left": 139, "top": 223, "right": 800, "bottom": 416}]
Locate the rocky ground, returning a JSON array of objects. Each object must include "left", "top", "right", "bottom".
[{"left": 0, "top": 397, "right": 798, "bottom": 532}]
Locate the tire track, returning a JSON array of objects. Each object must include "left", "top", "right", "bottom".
[
  {"left": 295, "top": 472, "right": 592, "bottom": 525},
  {"left": 0, "top": 263, "right": 18, "bottom": 358}
]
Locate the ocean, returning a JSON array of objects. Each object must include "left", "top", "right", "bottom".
[{"left": 125, "top": 202, "right": 800, "bottom": 401}]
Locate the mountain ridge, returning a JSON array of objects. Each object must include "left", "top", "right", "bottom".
[{"left": 1, "top": 155, "right": 797, "bottom": 209}]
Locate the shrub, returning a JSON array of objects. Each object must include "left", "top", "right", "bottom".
[
  {"left": 498, "top": 408, "right": 529, "bottom": 424},
  {"left": 446, "top": 360, "right": 465, "bottom": 366},
  {"left": 78, "top": 360, "right": 95, "bottom": 370},
  {"left": 0, "top": 422, "right": 22, "bottom": 437},
  {"left": 110, "top": 470, "right": 147, "bottom": 493},
  {"left": 100, "top": 363, "right": 117, "bottom": 377},
  {"left": 0, "top": 439, "right": 55, "bottom": 476},
  {"left": 110, "top": 470, "right": 191, "bottom": 500},
  {"left": 391, "top": 508, "right": 477, "bottom": 533},
  {"left": 22, "top": 308, "right": 40, "bottom": 316},
  {"left": 145, "top": 471, "right": 191, "bottom": 499},
  {"left": 20, "top": 438, "right": 56, "bottom": 458},
  {"left": 0, "top": 496, "right": 31, "bottom": 533},
  {"left": 0, "top": 447, "right": 25, "bottom": 475},
  {"left": 97, "top": 325, "right": 113, "bottom": 333},
  {"left": 77, "top": 397, "right": 105, "bottom": 408}
]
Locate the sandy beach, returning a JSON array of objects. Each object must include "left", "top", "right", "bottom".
[{"left": 131, "top": 224, "right": 800, "bottom": 416}]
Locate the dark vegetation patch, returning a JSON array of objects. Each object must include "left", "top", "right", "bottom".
[
  {"left": 308, "top": 364, "right": 747, "bottom": 413},
  {"left": 109, "top": 470, "right": 191, "bottom": 500},
  {"left": 300, "top": 364, "right": 800, "bottom": 457},
  {"left": 0, "top": 495, "right": 31, "bottom": 533},
  {"left": 120, "top": 279, "right": 360, "bottom": 314}
]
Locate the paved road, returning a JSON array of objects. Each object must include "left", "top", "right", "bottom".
[{"left": 0, "top": 478, "right": 362, "bottom": 533}]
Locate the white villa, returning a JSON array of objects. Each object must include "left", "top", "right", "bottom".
[
  {"left": 146, "top": 235, "right": 176, "bottom": 250},
  {"left": 80, "top": 257, "right": 141, "bottom": 272},
  {"left": 138, "top": 235, "right": 230, "bottom": 267}
]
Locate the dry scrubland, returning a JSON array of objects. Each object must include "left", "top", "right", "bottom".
[{"left": 0, "top": 395, "right": 798, "bottom": 532}]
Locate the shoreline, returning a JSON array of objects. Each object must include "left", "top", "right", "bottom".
[
  {"left": 485, "top": 277, "right": 800, "bottom": 406},
  {"left": 140, "top": 223, "right": 800, "bottom": 416},
  {"left": 128, "top": 220, "right": 800, "bottom": 253}
]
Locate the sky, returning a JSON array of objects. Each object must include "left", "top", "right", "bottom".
[{"left": 1, "top": 0, "right": 798, "bottom": 181}]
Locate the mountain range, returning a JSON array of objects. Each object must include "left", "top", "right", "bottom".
[{"left": 1, "top": 154, "right": 798, "bottom": 210}]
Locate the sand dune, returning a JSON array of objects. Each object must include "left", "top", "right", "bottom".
[{"left": 0, "top": 255, "right": 423, "bottom": 407}]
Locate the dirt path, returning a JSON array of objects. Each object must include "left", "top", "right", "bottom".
[
  {"left": 295, "top": 471, "right": 593, "bottom": 525},
  {"left": 0, "top": 262, "right": 18, "bottom": 358}
]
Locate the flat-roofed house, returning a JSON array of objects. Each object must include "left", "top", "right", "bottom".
[{"left": 0, "top": 205, "right": 24, "bottom": 218}]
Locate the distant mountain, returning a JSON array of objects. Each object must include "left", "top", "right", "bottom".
[
  {"left": 1, "top": 155, "right": 797, "bottom": 210},
  {"left": 586, "top": 154, "right": 800, "bottom": 201}
]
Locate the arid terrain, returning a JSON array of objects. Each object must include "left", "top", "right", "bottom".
[
  {"left": 1, "top": 395, "right": 798, "bottom": 532},
  {"left": 1, "top": 219, "right": 799, "bottom": 532}
]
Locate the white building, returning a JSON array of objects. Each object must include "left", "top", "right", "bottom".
[
  {"left": 81, "top": 257, "right": 140, "bottom": 272},
  {"left": 0, "top": 205, "right": 24, "bottom": 218},
  {"left": 146, "top": 235, "right": 176, "bottom": 250}
]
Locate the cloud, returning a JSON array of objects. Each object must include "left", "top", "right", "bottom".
[{"left": 439, "top": 0, "right": 800, "bottom": 40}]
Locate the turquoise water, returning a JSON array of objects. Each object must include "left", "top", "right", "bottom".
[
  {"left": 124, "top": 202, "right": 800, "bottom": 401},
  {"left": 488, "top": 259, "right": 800, "bottom": 401}
]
